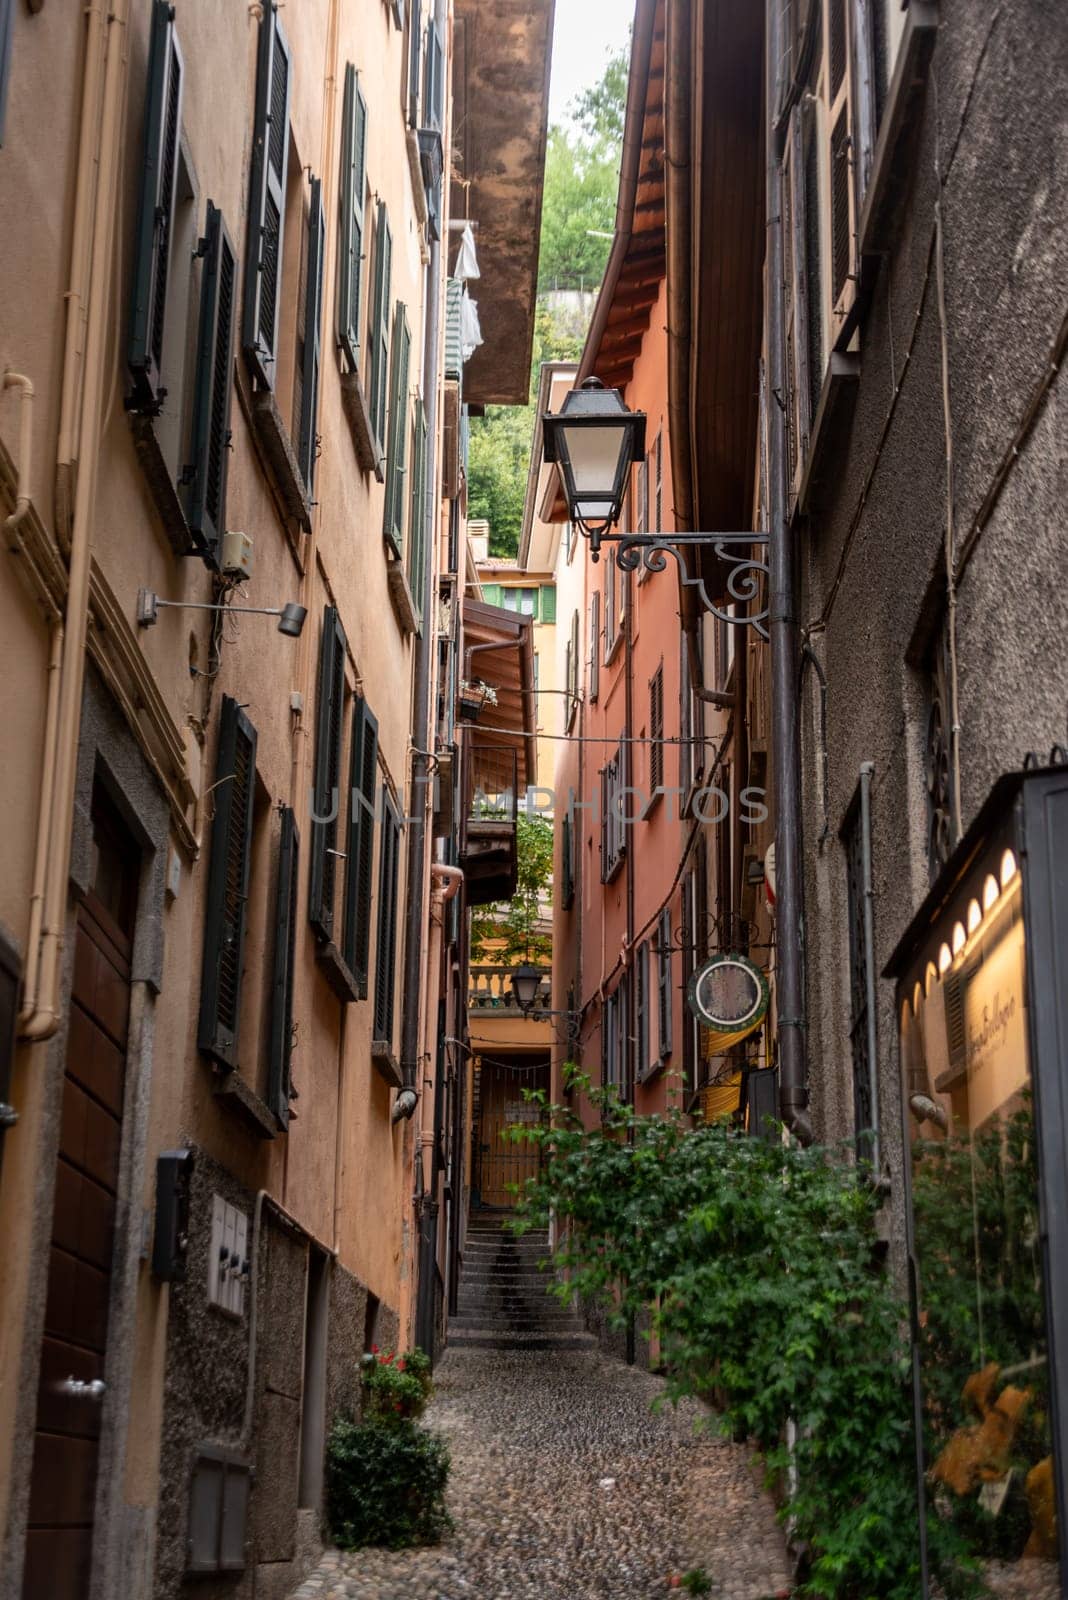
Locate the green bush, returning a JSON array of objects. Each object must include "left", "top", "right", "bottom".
[
  {"left": 509, "top": 1071, "right": 979, "bottom": 1600},
  {"left": 361, "top": 1347, "right": 433, "bottom": 1425},
  {"left": 326, "top": 1416, "right": 452, "bottom": 1551}
]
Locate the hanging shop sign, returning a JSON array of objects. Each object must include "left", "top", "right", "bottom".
[
  {"left": 885, "top": 763, "right": 1068, "bottom": 1592},
  {"left": 687, "top": 953, "right": 769, "bottom": 1056}
]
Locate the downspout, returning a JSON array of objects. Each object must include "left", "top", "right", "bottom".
[
  {"left": 396, "top": 0, "right": 448, "bottom": 1121},
  {"left": 624, "top": 566, "right": 636, "bottom": 1369},
  {"left": 20, "top": 0, "right": 131, "bottom": 1041},
  {"left": 858, "top": 763, "right": 881, "bottom": 1173},
  {"left": 765, "top": 0, "right": 812, "bottom": 1143}
]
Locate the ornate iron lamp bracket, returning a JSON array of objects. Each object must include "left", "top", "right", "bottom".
[{"left": 610, "top": 532, "right": 770, "bottom": 640}]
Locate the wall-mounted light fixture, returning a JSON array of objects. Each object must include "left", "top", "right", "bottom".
[
  {"left": 541, "top": 375, "right": 770, "bottom": 636},
  {"left": 137, "top": 588, "right": 307, "bottom": 638}
]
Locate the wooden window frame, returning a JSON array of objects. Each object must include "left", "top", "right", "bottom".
[
  {"left": 309, "top": 607, "right": 348, "bottom": 945},
  {"left": 267, "top": 807, "right": 300, "bottom": 1128},
  {"left": 657, "top": 907, "right": 673, "bottom": 1064},
  {"left": 127, "top": 0, "right": 184, "bottom": 411},
  {"left": 588, "top": 590, "right": 600, "bottom": 704},
  {"left": 242, "top": 0, "right": 291, "bottom": 390},
  {"left": 373, "top": 787, "right": 403, "bottom": 1050},
  {"left": 648, "top": 661, "right": 664, "bottom": 805},
  {"left": 198, "top": 697, "right": 257, "bottom": 1071},
  {"left": 185, "top": 202, "right": 237, "bottom": 564}
]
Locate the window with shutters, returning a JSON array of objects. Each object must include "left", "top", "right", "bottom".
[
  {"left": 373, "top": 788, "right": 403, "bottom": 1050},
  {"left": 603, "top": 552, "right": 619, "bottom": 662},
  {"left": 267, "top": 807, "right": 300, "bottom": 1127},
  {"left": 243, "top": 0, "right": 291, "bottom": 390},
  {"left": 635, "top": 941, "right": 650, "bottom": 1083},
  {"left": 588, "top": 591, "right": 600, "bottom": 704},
  {"left": 565, "top": 610, "right": 579, "bottom": 731},
  {"left": 501, "top": 587, "right": 537, "bottom": 617},
  {"left": 657, "top": 908, "right": 673, "bottom": 1063},
  {"left": 185, "top": 202, "right": 237, "bottom": 564},
  {"left": 843, "top": 791, "right": 875, "bottom": 1153},
  {"left": 367, "top": 204, "right": 393, "bottom": 468},
  {"left": 649, "top": 663, "right": 664, "bottom": 804},
  {"left": 296, "top": 177, "right": 325, "bottom": 494},
  {"left": 128, "top": 0, "right": 184, "bottom": 412},
  {"left": 199, "top": 697, "right": 257, "bottom": 1072},
  {"left": 309, "top": 607, "right": 348, "bottom": 946},
  {"left": 343, "top": 697, "right": 379, "bottom": 996},
  {"left": 383, "top": 301, "right": 412, "bottom": 556},
  {"left": 406, "top": 397, "right": 429, "bottom": 625},
  {"left": 0, "top": 0, "right": 13, "bottom": 148},
  {"left": 602, "top": 990, "right": 619, "bottom": 1093},
  {"left": 338, "top": 65, "right": 368, "bottom": 374},
  {"left": 561, "top": 806, "right": 575, "bottom": 910},
  {"left": 540, "top": 586, "right": 557, "bottom": 624},
  {"left": 654, "top": 430, "right": 663, "bottom": 530},
  {"left": 601, "top": 736, "right": 627, "bottom": 883}
]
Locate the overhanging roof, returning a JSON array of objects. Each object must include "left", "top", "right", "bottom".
[
  {"left": 462, "top": 599, "right": 537, "bottom": 791},
  {"left": 450, "top": 0, "right": 555, "bottom": 406}
]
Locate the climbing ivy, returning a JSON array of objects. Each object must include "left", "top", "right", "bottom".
[{"left": 510, "top": 1074, "right": 979, "bottom": 1600}]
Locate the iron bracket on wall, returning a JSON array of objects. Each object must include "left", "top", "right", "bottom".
[{"left": 609, "top": 532, "right": 770, "bottom": 639}]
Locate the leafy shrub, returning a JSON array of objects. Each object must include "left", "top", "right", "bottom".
[
  {"left": 361, "top": 1346, "right": 433, "bottom": 1425},
  {"left": 510, "top": 1072, "right": 978, "bottom": 1600},
  {"left": 326, "top": 1415, "right": 452, "bottom": 1550}
]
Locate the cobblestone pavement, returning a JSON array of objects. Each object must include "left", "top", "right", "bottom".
[{"left": 289, "top": 1345, "right": 792, "bottom": 1600}]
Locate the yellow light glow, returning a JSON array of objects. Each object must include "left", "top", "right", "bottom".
[
  {"left": 925, "top": 961, "right": 937, "bottom": 995},
  {"left": 938, "top": 943, "right": 952, "bottom": 974},
  {"left": 967, "top": 898, "right": 981, "bottom": 934},
  {"left": 952, "top": 921, "right": 966, "bottom": 955},
  {"left": 1001, "top": 848, "right": 1018, "bottom": 888},
  {"left": 983, "top": 873, "right": 999, "bottom": 911},
  {"left": 912, "top": 983, "right": 923, "bottom": 1017}
]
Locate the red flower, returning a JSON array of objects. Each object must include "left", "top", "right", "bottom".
[
  {"left": 382, "top": 1351, "right": 394, "bottom": 1365},
  {"left": 371, "top": 1344, "right": 380, "bottom": 1355},
  {"left": 396, "top": 1360, "right": 406, "bottom": 1371}
]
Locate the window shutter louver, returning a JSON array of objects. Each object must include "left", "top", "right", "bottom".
[
  {"left": 298, "top": 176, "right": 326, "bottom": 493},
  {"left": 198, "top": 696, "right": 257, "bottom": 1070},
  {"left": 481, "top": 583, "right": 503, "bottom": 607},
  {"left": 383, "top": 302, "right": 411, "bottom": 554},
  {"left": 343, "top": 697, "right": 379, "bottom": 995},
  {"left": 268, "top": 806, "right": 299, "bottom": 1127},
  {"left": 338, "top": 65, "right": 367, "bottom": 372},
  {"left": 658, "top": 908, "right": 673, "bottom": 1060},
  {"left": 309, "top": 607, "right": 347, "bottom": 940},
  {"left": 636, "top": 942, "right": 649, "bottom": 1081},
  {"left": 243, "top": 0, "right": 291, "bottom": 388},
  {"left": 186, "top": 202, "right": 237, "bottom": 563},
  {"left": 128, "top": 0, "right": 184, "bottom": 410},
  {"left": 561, "top": 809, "right": 575, "bottom": 909},
  {"left": 650, "top": 664, "right": 664, "bottom": 794},
  {"left": 540, "top": 586, "right": 557, "bottom": 624},
  {"left": 425, "top": 22, "right": 444, "bottom": 131},
  {"left": 0, "top": 0, "right": 13, "bottom": 149},
  {"left": 368, "top": 204, "right": 393, "bottom": 463},
  {"left": 408, "top": 12, "right": 423, "bottom": 127},
  {"left": 407, "top": 397, "right": 429, "bottom": 623},
  {"left": 373, "top": 789, "right": 402, "bottom": 1045}
]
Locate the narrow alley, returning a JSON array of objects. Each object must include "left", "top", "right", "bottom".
[{"left": 290, "top": 1344, "right": 790, "bottom": 1600}]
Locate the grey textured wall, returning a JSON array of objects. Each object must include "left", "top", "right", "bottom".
[{"left": 796, "top": 1, "right": 1068, "bottom": 1255}]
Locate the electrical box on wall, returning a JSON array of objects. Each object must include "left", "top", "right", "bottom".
[
  {"left": 152, "top": 1148, "right": 195, "bottom": 1281},
  {"left": 220, "top": 530, "right": 253, "bottom": 579},
  {"left": 208, "top": 1194, "right": 249, "bottom": 1315}
]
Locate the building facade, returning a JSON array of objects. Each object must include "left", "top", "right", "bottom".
[{"left": 0, "top": 0, "right": 550, "bottom": 1595}]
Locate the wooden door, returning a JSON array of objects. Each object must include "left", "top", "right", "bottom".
[
  {"left": 23, "top": 796, "right": 137, "bottom": 1599},
  {"left": 477, "top": 1061, "right": 545, "bottom": 1208}
]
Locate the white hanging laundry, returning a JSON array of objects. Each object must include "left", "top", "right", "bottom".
[
  {"left": 460, "top": 292, "right": 483, "bottom": 361},
  {"left": 454, "top": 222, "right": 481, "bottom": 282}
]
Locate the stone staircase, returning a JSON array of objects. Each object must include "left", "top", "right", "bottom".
[{"left": 449, "top": 1214, "right": 594, "bottom": 1351}]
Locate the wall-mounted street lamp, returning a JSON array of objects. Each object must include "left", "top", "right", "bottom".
[
  {"left": 510, "top": 962, "right": 546, "bottom": 1015},
  {"left": 137, "top": 588, "right": 307, "bottom": 638},
  {"left": 541, "top": 376, "right": 770, "bottom": 637}
]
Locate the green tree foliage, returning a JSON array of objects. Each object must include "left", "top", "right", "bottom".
[
  {"left": 466, "top": 51, "right": 625, "bottom": 558},
  {"left": 470, "top": 813, "right": 553, "bottom": 964},
  {"left": 511, "top": 1080, "right": 979, "bottom": 1600}
]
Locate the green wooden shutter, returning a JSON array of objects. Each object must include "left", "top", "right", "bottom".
[
  {"left": 407, "top": 11, "right": 422, "bottom": 127},
  {"left": 407, "top": 397, "right": 428, "bottom": 623},
  {"left": 309, "top": 606, "right": 347, "bottom": 940},
  {"left": 0, "top": 0, "right": 14, "bottom": 149},
  {"left": 186, "top": 202, "right": 237, "bottom": 564},
  {"left": 298, "top": 176, "right": 325, "bottom": 493},
  {"left": 444, "top": 279, "right": 463, "bottom": 381},
  {"left": 561, "top": 810, "right": 575, "bottom": 909},
  {"left": 368, "top": 203, "right": 393, "bottom": 461},
  {"left": 243, "top": 0, "right": 291, "bottom": 388},
  {"left": 424, "top": 21, "right": 444, "bottom": 130},
  {"left": 337, "top": 64, "right": 367, "bottom": 372},
  {"left": 268, "top": 806, "right": 300, "bottom": 1127},
  {"left": 128, "top": 0, "right": 183, "bottom": 409},
  {"left": 658, "top": 908, "right": 673, "bottom": 1060},
  {"left": 383, "top": 302, "right": 411, "bottom": 555},
  {"left": 588, "top": 591, "right": 600, "bottom": 703},
  {"left": 198, "top": 696, "right": 257, "bottom": 1070},
  {"left": 373, "top": 789, "right": 402, "bottom": 1044},
  {"left": 343, "top": 697, "right": 379, "bottom": 995},
  {"left": 540, "top": 585, "right": 557, "bottom": 624},
  {"left": 481, "top": 583, "right": 503, "bottom": 607}
]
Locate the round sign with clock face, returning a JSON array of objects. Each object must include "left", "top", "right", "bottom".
[{"left": 686, "top": 954, "right": 769, "bottom": 1032}]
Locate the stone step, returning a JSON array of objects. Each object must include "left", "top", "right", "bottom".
[
  {"left": 461, "top": 1242, "right": 550, "bottom": 1259},
  {"left": 458, "top": 1268, "right": 552, "bottom": 1285},
  {"left": 452, "top": 1307, "right": 581, "bottom": 1325},
  {"left": 447, "top": 1328, "right": 596, "bottom": 1351}
]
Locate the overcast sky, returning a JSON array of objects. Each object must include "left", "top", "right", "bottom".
[{"left": 548, "top": 0, "right": 635, "bottom": 126}]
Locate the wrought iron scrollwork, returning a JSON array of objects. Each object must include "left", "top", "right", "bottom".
[{"left": 613, "top": 534, "right": 770, "bottom": 639}]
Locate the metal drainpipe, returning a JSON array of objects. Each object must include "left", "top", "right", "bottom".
[
  {"left": 858, "top": 763, "right": 881, "bottom": 1173},
  {"left": 396, "top": 0, "right": 448, "bottom": 1124},
  {"left": 765, "top": 0, "right": 813, "bottom": 1144}
]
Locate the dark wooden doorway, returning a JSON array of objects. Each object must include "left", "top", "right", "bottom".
[
  {"left": 22, "top": 790, "right": 139, "bottom": 1599},
  {"left": 475, "top": 1057, "right": 547, "bottom": 1209}
]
